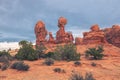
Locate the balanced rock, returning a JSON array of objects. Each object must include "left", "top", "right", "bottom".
[
  {"left": 56, "top": 17, "right": 74, "bottom": 43},
  {"left": 83, "top": 24, "right": 107, "bottom": 44},
  {"left": 104, "top": 25, "right": 120, "bottom": 48},
  {"left": 34, "top": 21, "right": 48, "bottom": 45}
]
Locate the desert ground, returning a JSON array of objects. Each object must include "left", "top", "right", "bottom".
[{"left": 0, "top": 44, "right": 120, "bottom": 80}]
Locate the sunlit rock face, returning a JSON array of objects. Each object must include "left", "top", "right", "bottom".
[
  {"left": 34, "top": 21, "right": 48, "bottom": 45},
  {"left": 82, "top": 24, "right": 107, "bottom": 44},
  {"left": 56, "top": 17, "right": 74, "bottom": 43},
  {"left": 103, "top": 25, "right": 120, "bottom": 48}
]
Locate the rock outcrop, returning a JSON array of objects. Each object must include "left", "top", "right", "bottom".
[
  {"left": 48, "top": 32, "right": 55, "bottom": 44},
  {"left": 56, "top": 17, "right": 74, "bottom": 43},
  {"left": 83, "top": 24, "right": 107, "bottom": 44},
  {"left": 103, "top": 25, "right": 120, "bottom": 48},
  {"left": 75, "top": 37, "right": 83, "bottom": 45},
  {"left": 34, "top": 21, "right": 48, "bottom": 45}
]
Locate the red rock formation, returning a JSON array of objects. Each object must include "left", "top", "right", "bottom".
[
  {"left": 56, "top": 17, "right": 74, "bottom": 43},
  {"left": 75, "top": 37, "right": 83, "bottom": 45},
  {"left": 65, "top": 32, "right": 74, "bottom": 43},
  {"left": 103, "top": 25, "right": 120, "bottom": 48},
  {"left": 83, "top": 24, "right": 107, "bottom": 44},
  {"left": 48, "top": 32, "right": 55, "bottom": 44},
  {"left": 34, "top": 21, "right": 48, "bottom": 45}
]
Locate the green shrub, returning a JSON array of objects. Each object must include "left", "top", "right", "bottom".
[
  {"left": 85, "top": 46, "right": 104, "bottom": 60},
  {"left": 1, "top": 63, "right": 9, "bottom": 71},
  {"left": 35, "top": 43, "right": 46, "bottom": 58},
  {"left": 53, "top": 68, "right": 66, "bottom": 73},
  {"left": 11, "top": 61, "right": 29, "bottom": 71},
  {"left": 74, "top": 61, "right": 81, "bottom": 66},
  {"left": 69, "top": 72, "right": 95, "bottom": 80},
  {"left": 0, "top": 64, "right": 1, "bottom": 69},
  {"left": 69, "top": 72, "right": 84, "bottom": 80},
  {"left": 52, "top": 44, "right": 80, "bottom": 61},
  {"left": 85, "top": 72, "right": 95, "bottom": 80},
  {"left": 15, "top": 40, "right": 38, "bottom": 61},
  {"left": 45, "top": 52, "right": 55, "bottom": 58},
  {"left": 0, "top": 50, "right": 13, "bottom": 63},
  {"left": 43, "top": 58, "right": 54, "bottom": 66}
]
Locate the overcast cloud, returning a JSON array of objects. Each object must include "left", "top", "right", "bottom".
[{"left": 0, "top": 0, "right": 120, "bottom": 42}]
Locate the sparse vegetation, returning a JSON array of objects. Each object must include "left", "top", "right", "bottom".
[
  {"left": 91, "top": 62, "right": 96, "bottom": 67},
  {"left": 11, "top": 61, "right": 29, "bottom": 71},
  {"left": 1, "top": 63, "right": 9, "bottom": 71},
  {"left": 52, "top": 44, "right": 80, "bottom": 61},
  {"left": 85, "top": 46, "right": 104, "bottom": 60},
  {"left": 69, "top": 72, "right": 95, "bottom": 80},
  {"left": 43, "top": 58, "right": 54, "bottom": 66},
  {"left": 69, "top": 72, "right": 84, "bottom": 80},
  {"left": 85, "top": 72, "right": 95, "bottom": 80},
  {"left": 45, "top": 52, "right": 55, "bottom": 58},
  {"left": 0, "top": 50, "right": 13, "bottom": 63},
  {"left": 74, "top": 61, "right": 81, "bottom": 66},
  {"left": 35, "top": 43, "right": 46, "bottom": 58},
  {"left": 15, "top": 40, "right": 38, "bottom": 61},
  {"left": 53, "top": 68, "right": 66, "bottom": 73}
]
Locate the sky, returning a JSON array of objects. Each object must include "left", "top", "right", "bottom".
[{"left": 0, "top": 0, "right": 120, "bottom": 42}]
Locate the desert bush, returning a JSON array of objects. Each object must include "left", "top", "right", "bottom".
[
  {"left": 53, "top": 68, "right": 66, "bottom": 73},
  {"left": 85, "top": 46, "right": 104, "bottom": 60},
  {"left": 1, "top": 63, "right": 9, "bottom": 71},
  {"left": 69, "top": 72, "right": 84, "bottom": 80},
  {"left": 0, "top": 64, "right": 1, "bottom": 69},
  {"left": 91, "top": 62, "right": 96, "bottom": 67},
  {"left": 74, "top": 61, "right": 81, "bottom": 66},
  {"left": 43, "top": 58, "right": 54, "bottom": 66},
  {"left": 11, "top": 61, "right": 29, "bottom": 71},
  {"left": 0, "top": 50, "right": 13, "bottom": 63},
  {"left": 45, "top": 52, "right": 55, "bottom": 58},
  {"left": 52, "top": 44, "right": 80, "bottom": 61},
  {"left": 15, "top": 40, "right": 38, "bottom": 61},
  {"left": 69, "top": 72, "right": 95, "bottom": 80},
  {"left": 35, "top": 43, "right": 46, "bottom": 58},
  {"left": 85, "top": 72, "right": 95, "bottom": 80}
]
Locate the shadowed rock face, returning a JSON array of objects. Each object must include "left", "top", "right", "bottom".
[
  {"left": 56, "top": 17, "right": 74, "bottom": 43},
  {"left": 48, "top": 32, "right": 55, "bottom": 44},
  {"left": 83, "top": 24, "right": 107, "bottom": 44},
  {"left": 34, "top": 21, "right": 47, "bottom": 45},
  {"left": 104, "top": 25, "right": 120, "bottom": 48}
]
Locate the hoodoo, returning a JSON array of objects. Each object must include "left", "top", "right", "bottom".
[{"left": 34, "top": 21, "right": 48, "bottom": 45}]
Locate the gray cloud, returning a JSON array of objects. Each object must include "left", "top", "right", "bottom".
[{"left": 0, "top": 0, "right": 120, "bottom": 42}]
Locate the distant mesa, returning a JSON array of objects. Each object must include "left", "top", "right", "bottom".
[{"left": 34, "top": 17, "right": 120, "bottom": 48}]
